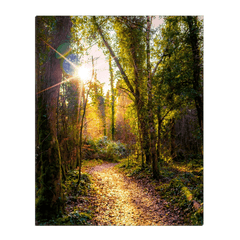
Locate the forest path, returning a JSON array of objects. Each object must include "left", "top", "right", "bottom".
[{"left": 87, "top": 162, "right": 183, "bottom": 226}]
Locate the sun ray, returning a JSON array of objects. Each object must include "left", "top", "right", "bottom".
[
  {"left": 36, "top": 38, "right": 80, "bottom": 95},
  {"left": 40, "top": 38, "right": 78, "bottom": 70},
  {"left": 36, "top": 76, "right": 75, "bottom": 95}
]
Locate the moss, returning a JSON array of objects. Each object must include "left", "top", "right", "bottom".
[
  {"left": 62, "top": 170, "right": 92, "bottom": 198},
  {"left": 182, "top": 186, "right": 193, "bottom": 201},
  {"left": 36, "top": 170, "right": 94, "bottom": 225},
  {"left": 37, "top": 210, "right": 93, "bottom": 226},
  {"left": 55, "top": 211, "right": 92, "bottom": 225},
  {"left": 154, "top": 176, "right": 203, "bottom": 225},
  {"left": 36, "top": 130, "right": 64, "bottom": 221}
]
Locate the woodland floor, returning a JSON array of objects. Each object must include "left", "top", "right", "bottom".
[{"left": 85, "top": 162, "right": 184, "bottom": 226}]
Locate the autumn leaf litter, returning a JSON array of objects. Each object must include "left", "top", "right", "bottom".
[{"left": 87, "top": 163, "right": 183, "bottom": 226}]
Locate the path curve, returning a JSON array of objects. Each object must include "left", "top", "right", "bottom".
[{"left": 87, "top": 163, "right": 183, "bottom": 226}]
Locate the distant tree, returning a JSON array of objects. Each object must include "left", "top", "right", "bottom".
[
  {"left": 90, "top": 58, "right": 107, "bottom": 137},
  {"left": 109, "top": 56, "right": 115, "bottom": 141}
]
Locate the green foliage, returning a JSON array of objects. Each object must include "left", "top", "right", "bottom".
[
  {"left": 37, "top": 211, "right": 92, "bottom": 226},
  {"left": 152, "top": 16, "right": 203, "bottom": 162},
  {"left": 61, "top": 211, "right": 92, "bottom": 225},
  {"left": 190, "top": 206, "right": 203, "bottom": 225},
  {"left": 117, "top": 157, "right": 150, "bottom": 176},
  {"left": 85, "top": 136, "right": 127, "bottom": 161},
  {"left": 63, "top": 170, "right": 91, "bottom": 197}
]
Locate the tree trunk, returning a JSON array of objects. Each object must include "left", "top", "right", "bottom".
[
  {"left": 137, "top": 115, "right": 145, "bottom": 169},
  {"left": 76, "top": 58, "right": 94, "bottom": 186},
  {"left": 146, "top": 16, "right": 159, "bottom": 179},
  {"left": 170, "top": 118, "right": 176, "bottom": 159},
  {"left": 186, "top": 16, "right": 203, "bottom": 135},
  {"left": 77, "top": 86, "right": 90, "bottom": 186},
  {"left": 156, "top": 106, "right": 162, "bottom": 165},
  {"left": 36, "top": 16, "right": 72, "bottom": 220},
  {"left": 109, "top": 56, "right": 115, "bottom": 140}
]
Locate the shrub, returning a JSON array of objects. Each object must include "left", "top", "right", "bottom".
[{"left": 84, "top": 137, "right": 127, "bottom": 161}]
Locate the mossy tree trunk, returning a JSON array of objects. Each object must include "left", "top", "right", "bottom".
[
  {"left": 36, "top": 16, "right": 72, "bottom": 220},
  {"left": 185, "top": 16, "right": 203, "bottom": 136},
  {"left": 36, "top": 99, "right": 63, "bottom": 219}
]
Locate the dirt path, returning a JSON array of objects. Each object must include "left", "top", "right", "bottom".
[{"left": 87, "top": 163, "right": 183, "bottom": 226}]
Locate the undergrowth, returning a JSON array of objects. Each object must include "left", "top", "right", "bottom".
[
  {"left": 36, "top": 169, "right": 94, "bottom": 225},
  {"left": 116, "top": 156, "right": 203, "bottom": 225},
  {"left": 84, "top": 136, "right": 127, "bottom": 161}
]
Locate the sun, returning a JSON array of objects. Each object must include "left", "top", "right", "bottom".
[{"left": 77, "top": 66, "right": 91, "bottom": 82}]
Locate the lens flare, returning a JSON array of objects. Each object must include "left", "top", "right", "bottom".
[
  {"left": 55, "top": 43, "right": 72, "bottom": 59},
  {"left": 61, "top": 54, "right": 79, "bottom": 75}
]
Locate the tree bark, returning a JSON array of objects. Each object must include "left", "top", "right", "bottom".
[
  {"left": 109, "top": 56, "right": 115, "bottom": 140},
  {"left": 146, "top": 16, "right": 159, "bottom": 179},
  {"left": 36, "top": 16, "right": 72, "bottom": 220},
  {"left": 156, "top": 106, "right": 162, "bottom": 165},
  {"left": 186, "top": 16, "right": 203, "bottom": 135},
  {"left": 170, "top": 118, "right": 176, "bottom": 159},
  {"left": 77, "top": 60, "right": 93, "bottom": 186}
]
